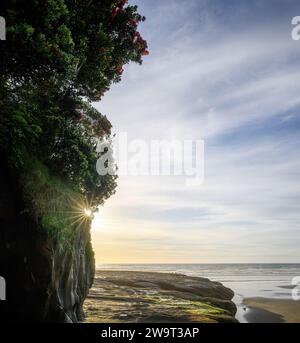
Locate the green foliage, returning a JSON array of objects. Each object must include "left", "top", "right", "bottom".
[
  {"left": 0, "top": 0, "right": 148, "bottom": 100},
  {"left": 0, "top": 82, "right": 43, "bottom": 167},
  {"left": 0, "top": 0, "right": 148, "bottom": 232},
  {"left": 47, "top": 103, "right": 117, "bottom": 207},
  {"left": 21, "top": 159, "right": 89, "bottom": 250}
]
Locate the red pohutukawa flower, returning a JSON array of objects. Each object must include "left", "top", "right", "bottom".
[
  {"left": 141, "top": 49, "right": 149, "bottom": 56},
  {"left": 117, "top": 66, "right": 124, "bottom": 74},
  {"left": 133, "top": 31, "right": 144, "bottom": 45},
  {"left": 112, "top": 7, "right": 119, "bottom": 19},
  {"left": 131, "top": 18, "right": 137, "bottom": 27}
]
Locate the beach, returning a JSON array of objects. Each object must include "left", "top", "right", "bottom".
[
  {"left": 242, "top": 297, "right": 300, "bottom": 323},
  {"left": 93, "top": 264, "right": 300, "bottom": 323},
  {"left": 84, "top": 270, "right": 237, "bottom": 323}
]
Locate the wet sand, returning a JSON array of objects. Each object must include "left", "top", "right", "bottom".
[{"left": 243, "top": 297, "right": 300, "bottom": 323}]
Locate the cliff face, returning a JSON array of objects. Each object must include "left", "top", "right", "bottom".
[{"left": 0, "top": 166, "right": 95, "bottom": 322}]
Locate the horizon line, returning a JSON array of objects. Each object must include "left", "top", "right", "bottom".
[{"left": 96, "top": 262, "right": 300, "bottom": 265}]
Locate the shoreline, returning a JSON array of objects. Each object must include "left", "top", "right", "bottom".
[{"left": 242, "top": 297, "right": 300, "bottom": 323}]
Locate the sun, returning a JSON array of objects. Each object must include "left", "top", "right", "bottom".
[{"left": 84, "top": 208, "right": 93, "bottom": 217}]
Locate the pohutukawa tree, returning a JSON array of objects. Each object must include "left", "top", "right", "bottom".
[{"left": 0, "top": 0, "right": 148, "bottom": 211}]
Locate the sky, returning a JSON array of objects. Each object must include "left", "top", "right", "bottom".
[{"left": 92, "top": 0, "right": 300, "bottom": 264}]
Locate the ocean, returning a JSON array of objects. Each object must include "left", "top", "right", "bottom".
[{"left": 96, "top": 263, "right": 300, "bottom": 322}]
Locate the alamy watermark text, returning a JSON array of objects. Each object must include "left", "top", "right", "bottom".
[
  {"left": 96, "top": 132, "right": 205, "bottom": 187},
  {"left": 291, "top": 16, "right": 300, "bottom": 40},
  {"left": 0, "top": 276, "right": 6, "bottom": 300},
  {"left": 0, "top": 16, "right": 6, "bottom": 40}
]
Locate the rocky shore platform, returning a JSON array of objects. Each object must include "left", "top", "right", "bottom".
[{"left": 84, "top": 271, "right": 237, "bottom": 323}]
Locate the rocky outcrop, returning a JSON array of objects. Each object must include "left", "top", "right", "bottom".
[
  {"left": 84, "top": 271, "right": 237, "bottom": 323},
  {"left": 0, "top": 166, "right": 95, "bottom": 322}
]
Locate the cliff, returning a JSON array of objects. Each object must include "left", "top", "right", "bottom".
[
  {"left": 84, "top": 271, "right": 237, "bottom": 323},
  {"left": 0, "top": 165, "right": 95, "bottom": 322}
]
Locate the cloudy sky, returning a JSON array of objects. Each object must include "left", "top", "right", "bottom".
[{"left": 92, "top": 0, "right": 300, "bottom": 264}]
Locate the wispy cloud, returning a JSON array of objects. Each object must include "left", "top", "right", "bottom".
[{"left": 92, "top": 0, "right": 300, "bottom": 263}]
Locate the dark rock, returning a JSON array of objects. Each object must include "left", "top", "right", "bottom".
[{"left": 0, "top": 166, "right": 95, "bottom": 322}]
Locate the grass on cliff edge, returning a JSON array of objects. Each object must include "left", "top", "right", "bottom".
[{"left": 21, "top": 159, "right": 92, "bottom": 251}]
